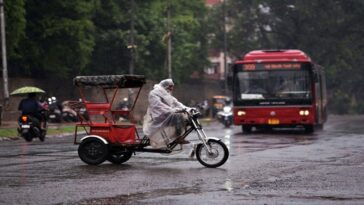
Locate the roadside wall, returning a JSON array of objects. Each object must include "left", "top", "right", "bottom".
[{"left": 0, "top": 77, "right": 226, "bottom": 123}]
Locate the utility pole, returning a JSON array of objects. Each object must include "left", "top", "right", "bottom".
[
  {"left": 127, "top": 0, "right": 136, "bottom": 107},
  {"left": 128, "top": 0, "right": 135, "bottom": 75},
  {"left": 223, "top": 0, "right": 228, "bottom": 95},
  {"left": 0, "top": 0, "right": 8, "bottom": 105},
  {"left": 167, "top": 1, "right": 172, "bottom": 79}
]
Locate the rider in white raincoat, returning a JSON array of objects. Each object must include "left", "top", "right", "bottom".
[{"left": 143, "top": 79, "right": 190, "bottom": 148}]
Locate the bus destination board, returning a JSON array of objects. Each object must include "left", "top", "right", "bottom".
[{"left": 243, "top": 63, "right": 301, "bottom": 71}]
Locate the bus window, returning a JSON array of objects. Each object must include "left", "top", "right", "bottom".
[{"left": 236, "top": 69, "right": 311, "bottom": 101}]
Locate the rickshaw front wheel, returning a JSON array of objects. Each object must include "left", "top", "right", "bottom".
[
  {"left": 196, "top": 139, "right": 229, "bottom": 168},
  {"left": 78, "top": 138, "right": 108, "bottom": 165},
  {"left": 107, "top": 151, "right": 133, "bottom": 164}
]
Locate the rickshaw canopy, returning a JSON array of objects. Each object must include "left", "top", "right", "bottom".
[{"left": 73, "top": 75, "right": 146, "bottom": 88}]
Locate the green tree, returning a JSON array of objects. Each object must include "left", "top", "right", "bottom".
[
  {"left": 4, "top": 0, "right": 26, "bottom": 60},
  {"left": 15, "top": 0, "right": 96, "bottom": 78},
  {"left": 6, "top": 0, "right": 208, "bottom": 84},
  {"left": 86, "top": 0, "right": 131, "bottom": 75},
  {"left": 265, "top": 0, "right": 364, "bottom": 113},
  {"left": 206, "top": 0, "right": 266, "bottom": 57},
  {"left": 166, "top": 0, "right": 208, "bottom": 82},
  {"left": 87, "top": 0, "right": 208, "bottom": 83}
]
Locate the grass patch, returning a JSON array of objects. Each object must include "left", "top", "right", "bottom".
[
  {"left": 0, "top": 128, "right": 18, "bottom": 138},
  {"left": 0, "top": 125, "right": 76, "bottom": 138},
  {"left": 47, "top": 125, "right": 75, "bottom": 135}
]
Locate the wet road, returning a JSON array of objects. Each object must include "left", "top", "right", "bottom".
[{"left": 1, "top": 115, "right": 364, "bottom": 204}]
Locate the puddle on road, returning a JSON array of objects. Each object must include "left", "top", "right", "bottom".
[
  {"left": 223, "top": 179, "right": 233, "bottom": 192},
  {"left": 291, "top": 195, "right": 364, "bottom": 201},
  {"left": 67, "top": 186, "right": 202, "bottom": 205},
  {"left": 230, "top": 129, "right": 318, "bottom": 153}
]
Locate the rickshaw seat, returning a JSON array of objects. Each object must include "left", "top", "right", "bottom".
[
  {"left": 110, "top": 124, "right": 136, "bottom": 144},
  {"left": 84, "top": 103, "right": 111, "bottom": 114},
  {"left": 112, "top": 124, "right": 135, "bottom": 129},
  {"left": 83, "top": 103, "right": 112, "bottom": 122},
  {"left": 111, "top": 110, "right": 129, "bottom": 115},
  {"left": 86, "top": 123, "right": 136, "bottom": 144},
  {"left": 87, "top": 122, "right": 112, "bottom": 127}
]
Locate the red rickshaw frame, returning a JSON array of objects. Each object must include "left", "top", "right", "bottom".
[{"left": 70, "top": 75, "right": 146, "bottom": 145}]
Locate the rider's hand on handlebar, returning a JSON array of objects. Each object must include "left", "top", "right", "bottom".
[{"left": 174, "top": 108, "right": 187, "bottom": 113}]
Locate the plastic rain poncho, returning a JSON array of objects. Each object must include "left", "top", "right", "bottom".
[{"left": 143, "top": 79, "right": 189, "bottom": 148}]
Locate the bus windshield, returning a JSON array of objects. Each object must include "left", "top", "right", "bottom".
[{"left": 234, "top": 68, "right": 312, "bottom": 105}]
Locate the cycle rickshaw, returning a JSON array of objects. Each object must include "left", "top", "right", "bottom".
[{"left": 71, "top": 75, "right": 229, "bottom": 168}]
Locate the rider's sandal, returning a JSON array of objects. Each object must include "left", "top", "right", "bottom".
[{"left": 176, "top": 138, "right": 190, "bottom": 144}]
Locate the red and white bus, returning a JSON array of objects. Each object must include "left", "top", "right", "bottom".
[{"left": 231, "top": 50, "right": 327, "bottom": 133}]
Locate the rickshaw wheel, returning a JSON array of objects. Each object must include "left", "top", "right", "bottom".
[
  {"left": 78, "top": 138, "right": 108, "bottom": 165},
  {"left": 196, "top": 139, "right": 229, "bottom": 168},
  {"left": 107, "top": 151, "right": 133, "bottom": 164}
]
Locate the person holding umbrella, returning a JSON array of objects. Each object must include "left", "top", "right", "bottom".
[
  {"left": 18, "top": 92, "right": 46, "bottom": 130},
  {"left": 11, "top": 87, "right": 47, "bottom": 130}
]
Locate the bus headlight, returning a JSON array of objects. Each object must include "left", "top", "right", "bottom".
[
  {"left": 237, "top": 110, "right": 246, "bottom": 116},
  {"left": 299, "top": 110, "right": 309, "bottom": 116}
]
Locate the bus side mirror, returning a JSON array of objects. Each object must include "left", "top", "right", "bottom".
[
  {"left": 227, "top": 75, "right": 233, "bottom": 89},
  {"left": 227, "top": 64, "right": 237, "bottom": 89},
  {"left": 314, "top": 72, "right": 319, "bottom": 82}
]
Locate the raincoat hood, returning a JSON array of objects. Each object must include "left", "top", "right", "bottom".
[{"left": 159, "top": 79, "right": 174, "bottom": 89}]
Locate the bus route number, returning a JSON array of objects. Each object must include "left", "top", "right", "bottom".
[{"left": 243, "top": 64, "right": 256, "bottom": 70}]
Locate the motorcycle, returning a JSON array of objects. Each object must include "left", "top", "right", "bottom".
[
  {"left": 47, "top": 97, "right": 62, "bottom": 123},
  {"left": 17, "top": 114, "right": 46, "bottom": 142},
  {"left": 114, "top": 97, "right": 129, "bottom": 121},
  {"left": 61, "top": 101, "right": 79, "bottom": 122},
  {"left": 196, "top": 100, "right": 210, "bottom": 118},
  {"left": 217, "top": 105, "right": 233, "bottom": 128}
]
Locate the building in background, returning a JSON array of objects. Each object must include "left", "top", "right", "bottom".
[{"left": 204, "top": 0, "right": 232, "bottom": 81}]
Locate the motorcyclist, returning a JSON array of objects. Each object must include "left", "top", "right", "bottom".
[
  {"left": 225, "top": 97, "right": 232, "bottom": 107},
  {"left": 18, "top": 93, "right": 46, "bottom": 130},
  {"left": 143, "top": 79, "right": 191, "bottom": 148}
]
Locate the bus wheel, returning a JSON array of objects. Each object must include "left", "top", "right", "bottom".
[
  {"left": 261, "top": 126, "right": 272, "bottom": 132},
  {"left": 242, "top": 125, "right": 252, "bottom": 133},
  {"left": 304, "top": 125, "right": 314, "bottom": 134}
]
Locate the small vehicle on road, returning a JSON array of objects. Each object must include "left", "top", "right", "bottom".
[
  {"left": 70, "top": 75, "right": 229, "bottom": 168},
  {"left": 211, "top": 95, "right": 230, "bottom": 118},
  {"left": 217, "top": 105, "right": 233, "bottom": 128},
  {"left": 10, "top": 86, "right": 48, "bottom": 142},
  {"left": 17, "top": 114, "right": 46, "bottom": 142}
]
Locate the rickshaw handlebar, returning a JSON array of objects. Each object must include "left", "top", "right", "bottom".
[{"left": 175, "top": 107, "right": 201, "bottom": 118}]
